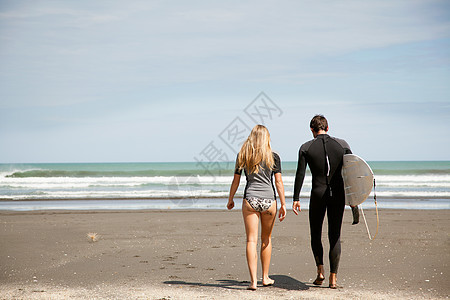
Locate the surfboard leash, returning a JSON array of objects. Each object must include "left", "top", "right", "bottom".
[
  {"left": 372, "top": 178, "right": 379, "bottom": 240},
  {"left": 361, "top": 178, "right": 379, "bottom": 240}
]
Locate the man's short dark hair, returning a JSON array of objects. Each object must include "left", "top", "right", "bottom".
[{"left": 310, "top": 115, "right": 328, "bottom": 132}]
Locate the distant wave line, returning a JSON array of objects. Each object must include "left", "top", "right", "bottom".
[{"left": 3, "top": 167, "right": 450, "bottom": 178}]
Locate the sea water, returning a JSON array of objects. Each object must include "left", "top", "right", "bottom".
[{"left": 0, "top": 161, "right": 449, "bottom": 211}]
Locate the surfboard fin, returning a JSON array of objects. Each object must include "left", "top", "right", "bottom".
[{"left": 351, "top": 206, "right": 359, "bottom": 225}]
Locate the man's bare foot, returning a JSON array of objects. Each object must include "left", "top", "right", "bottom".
[
  {"left": 313, "top": 274, "right": 325, "bottom": 285},
  {"left": 314, "top": 265, "right": 325, "bottom": 285},
  {"left": 329, "top": 273, "right": 337, "bottom": 289}
]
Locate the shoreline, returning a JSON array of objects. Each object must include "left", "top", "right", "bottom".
[
  {"left": 0, "top": 197, "right": 449, "bottom": 212},
  {"left": 1, "top": 209, "right": 449, "bottom": 299}
]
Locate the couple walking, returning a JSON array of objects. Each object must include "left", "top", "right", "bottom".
[{"left": 227, "top": 115, "right": 356, "bottom": 290}]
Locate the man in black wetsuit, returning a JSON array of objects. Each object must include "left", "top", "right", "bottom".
[{"left": 292, "top": 115, "right": 357, "bottom": 289}]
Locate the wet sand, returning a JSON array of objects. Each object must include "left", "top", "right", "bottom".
[{"left": 0, "top": 207, "right": 448, "bottom": 299}]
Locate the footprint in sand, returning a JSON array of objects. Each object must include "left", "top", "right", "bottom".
[{"left": 162, "top": 256, "right": 177, "bottom": 261}]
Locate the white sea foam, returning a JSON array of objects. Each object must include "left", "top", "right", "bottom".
[
  {"left": 1, "top": 173, "right": 449, "bottom": 201},
  {"left": 0, "top": 189, "right": 229, "bottom": 200}
]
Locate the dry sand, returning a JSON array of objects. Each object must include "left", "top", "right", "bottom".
[{"left": 0, "top": 206, "right": 449, "bottom": 299}]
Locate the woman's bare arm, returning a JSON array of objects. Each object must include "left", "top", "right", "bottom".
[
  {"left": 227, "top": 173, "right": 241, "bottom": 210},
  {"left": 274, "top": 172, "right": 286, "bottom": 221}
]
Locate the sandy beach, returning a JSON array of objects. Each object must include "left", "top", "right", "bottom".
[{"left": 0, "top": 206, "right": 448, "bottom": 299}]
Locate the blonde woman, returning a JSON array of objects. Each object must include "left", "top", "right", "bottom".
[{"left": 227, "top": 124, "right": 286, "bottom": 290}]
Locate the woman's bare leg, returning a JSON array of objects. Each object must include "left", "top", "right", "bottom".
[
  {"left": 242, "top": 200, "right": 260, "bottom": 290},
  {"left": 260, "top": 201, "right": 276, "bottom": 286}
]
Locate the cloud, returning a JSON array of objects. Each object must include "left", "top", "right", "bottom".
[
  {"left": 0, "top": 1, "right": 449, "bottom": 122},
  {"left": 3, "top": 1, "right": 449, "bottom": 54}
]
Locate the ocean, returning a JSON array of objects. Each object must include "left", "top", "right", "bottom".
[{"left": 0, "top": 161, "right": 449, "bottom": 211}]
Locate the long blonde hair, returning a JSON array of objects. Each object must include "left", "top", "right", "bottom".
[{"left": 237, "top": 125, "right": 274, "bottom": 174}]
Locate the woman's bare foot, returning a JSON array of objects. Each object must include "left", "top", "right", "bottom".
[
  {"left": 247, "top": 283, "right": 257, "bottom": 290},
  {"left": 262, "top": 277, "right": 274, "bottom": 286}
]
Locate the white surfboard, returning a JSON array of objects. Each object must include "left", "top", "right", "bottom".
[{"left": 342, "top": 154, "right": 374, "bottom": 206}]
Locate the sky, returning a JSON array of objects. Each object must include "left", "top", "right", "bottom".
[{"left": 1, "top": 0, "right": 449, "bottom": 163}]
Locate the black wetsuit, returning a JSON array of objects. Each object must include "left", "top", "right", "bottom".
[{"left": 293, "top": 134, "right": 352, "bottom": 274}]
